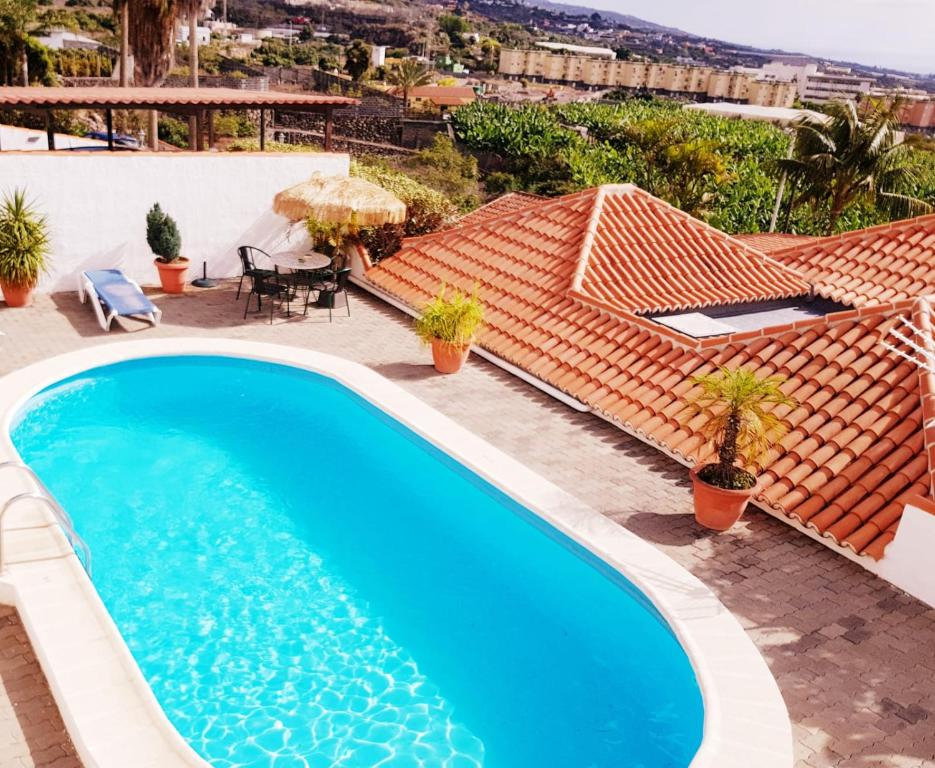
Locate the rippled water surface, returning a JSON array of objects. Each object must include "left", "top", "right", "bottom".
[{"left": 12, "top": 356, "right": 703, "bottom": 768}]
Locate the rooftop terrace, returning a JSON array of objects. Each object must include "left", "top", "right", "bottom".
[{"left": 0, "top": 285, "right": 932, "bottom": 768}]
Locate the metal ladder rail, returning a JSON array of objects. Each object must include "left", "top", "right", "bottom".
[{"left": 0, "top": 461, "right": 92, "bottom": 577}]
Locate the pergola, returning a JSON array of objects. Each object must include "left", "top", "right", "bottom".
[{"left": 0, "top": 87, "right": 358, "bottom": 152}]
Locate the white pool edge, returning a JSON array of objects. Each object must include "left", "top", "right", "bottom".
[{"left": 0, "top": 338, "right": 792, "bottom": 768}]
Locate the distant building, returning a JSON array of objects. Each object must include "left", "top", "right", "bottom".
[
  {"left": 396, "top": 85, "right": 477, "bottom": 114},
  {"left": 177, "top": 25, "right": 211, "bottom": 45},
  {"left": 36, "top": 29, "right": 101, "bottom": 51},
  {"left": 900, "top": 100, "right": 935, "bottom": 132},
  {"left": 761, "top": 61, "right": 873, "bottom": 104},
  {"left": 498, "top": 49, "right": 796, "bottom": 107},
  {"left": 371, "top": 45, "right": 387, "bottom": 68},
  {"left": 534, "top": 41, "right": 615, "bottom": 59}
]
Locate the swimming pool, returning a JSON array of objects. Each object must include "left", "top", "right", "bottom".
[
  {"left": 0, "top": 338, "right": 792, "bottom": 768},
  {"left": 12, "top": 353, "right": 701, "bottom": 767}
]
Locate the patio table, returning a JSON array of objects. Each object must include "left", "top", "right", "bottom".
[{"left": 269, "top": 250, "right": 331, "bottom": 271}]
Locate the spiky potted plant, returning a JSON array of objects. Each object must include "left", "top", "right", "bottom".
[
  {"left": 0, "top": 189, "right": 50, "bottom": 308},
  {"left": 414, "top": 285, "right": 484, "bottom": 374},
  {"left": 683, "top": 367, "right": 795, "bottom": 531},
  {"left": 147, "top": 203, "right": 188, "bottom": 294}
]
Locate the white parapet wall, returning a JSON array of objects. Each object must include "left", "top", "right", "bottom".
[
  {"left": 878, "top": 496, "right": 935, "bottom": 609},
  {"left": 0, "top": 151, "right": 350, "bottom": 292}
]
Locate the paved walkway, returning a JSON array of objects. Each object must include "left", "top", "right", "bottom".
[
  {"left": 0, "top": 283, "right": 933, "bottom": 768},
  {"left": 0, "top": 607, "right": 79, "bottom": 768}
]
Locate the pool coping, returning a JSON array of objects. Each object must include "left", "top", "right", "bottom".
[{"left": 0, "top": 338, "right": 792, "bottom": 768}]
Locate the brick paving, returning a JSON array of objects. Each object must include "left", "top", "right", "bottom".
[
  {"left": 1, "top": 283, "right": 935, "bottom": 768},
  {"left": 0, "top": 607, "right": 80, "bottom": 768}
]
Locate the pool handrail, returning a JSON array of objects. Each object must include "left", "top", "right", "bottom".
[{"left": 0, "top": 460, "right": 92, "bottom": 577}]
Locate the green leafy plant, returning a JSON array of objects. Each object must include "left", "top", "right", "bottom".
[
  {"left": 414, "top": 285, "right": 484, "bottom": 348},
  {"left": 0, "top": 189, "right": 50, "bottom": 289},
  {"left": 305, "top": 218, "right": 355, "bottom": 256},
  {"left": 683, "top": 367, "right": 796, "bottom": 490},
  {"left": 146, "top": 203, "right": 182, "bottom": 263}
]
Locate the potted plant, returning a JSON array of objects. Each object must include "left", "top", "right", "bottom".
[
  {"left": 147, "top": 203, "right": 188, "bottom": 293},
  {"left": 414, "top": 285, "right": 484, "bottom": 374},
  {"left": 683, "top": 367, "right": 795, "bottom": 531},
  {"left": 0, "top": 189, "right": 50, "bottom": 308}
]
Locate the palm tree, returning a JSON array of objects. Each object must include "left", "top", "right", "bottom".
[
  {"left": 778, "top": 100, "right": 931, "bottom": 235},
  {"left": 387, "top": 59, "right": 431, "bottom": 107},
  {"left": 0, "top": 0, "right": 37, "bottom": 86},
  {"left": 683, "top": 367, "right": 795, "bottom": 489}
]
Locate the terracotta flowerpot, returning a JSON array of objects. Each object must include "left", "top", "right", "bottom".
[
  {"left": 431, "top": 339, "right": 470, "bottom": 374},
  {"left": 690, "top": 464, "right": 759, "bottom": 531},
  {"left": 154, "top": 258, "right": 190, "bottom": 294},
  {"left": 0, "top": 281, "right": 35, "bottom": 308}
]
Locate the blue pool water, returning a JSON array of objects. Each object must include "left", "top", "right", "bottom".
[{"left": 11, "top": 356, "right": 703, "bottom": 768}]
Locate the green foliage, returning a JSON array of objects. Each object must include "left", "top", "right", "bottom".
[
  {"left": 352, "top": 160, "right": 458, "bottom": 261},
  {"left": 0, "top": 0, "right": 38, "bottom": 85},
  {"left": 344, "top": 40, "right": 371, "bottom": 81},
  {"left": 146, "top": 203, "right": 181, "bottom": 263},
  {"left": 305, "top": 219, "right": 353, "bottom": 257},
  {"left": 414, "top": 285, "right": 484, "bottom": 347},
  {"left": 452, "top": 98, "right": 935, "bottom": 236},
  {"left": 250, "top": 38, "right": 320, "bottom": 67},
  {"left": 0, "top": 189, "right": 50, "bottom": 290},
  {"left": 684, "top": 367, "right": 796, "bottom": 488},
  {"left": 158, "top": 116, "right": 189, "bottom": 148},
  {"left": 213, "top": 113, "right": 254, "bottom": 138},
  {"left": 403, "top": 135, "right": 480, "bottom": 212},
  {"left": 227, "top": 139, "right": 318, "bottom": 153},
  {"left": 54, "top": 47, "right": 111, "bottom": 78},
  {"left": 778, "top": 100, "right": 932, "bottom": 234}
]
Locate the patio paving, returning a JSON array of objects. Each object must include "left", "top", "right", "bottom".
[{"left": 0, "top": 282, "right": 934, "bottom": 768}]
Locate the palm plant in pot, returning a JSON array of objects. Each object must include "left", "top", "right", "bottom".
[
  {"left": 683, "top": 367, "right": 796, "bottom": 531},
  {"left": 414, "top": 285, "right": 484, "bottom": 374},
  {"left": 0, "top": 190, "right": 50, "bottom": 308},
  {"left": 147, "top": 203, "right": 188, "bottom": 293}
]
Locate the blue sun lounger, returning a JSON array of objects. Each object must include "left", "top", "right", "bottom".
[{"left": 78, "top": 269, "right": 162, "bottom": 332}]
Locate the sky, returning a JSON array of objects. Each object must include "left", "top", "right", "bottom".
[{"left": 572, "top": 0, "right": 935, "bottom": 75}]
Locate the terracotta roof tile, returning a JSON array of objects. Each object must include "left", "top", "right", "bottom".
[
  {"left": 773, "top": 213, "right": 935, "bottom": 307},
  {"left": 735, "top": 233, "right": 819, "bottom": 253},
  {"left": 454, "top": 193, "right": 546, "bottom": 229},
  {"left": 365, "top": 187, "right": 933, "bottom": 560}
]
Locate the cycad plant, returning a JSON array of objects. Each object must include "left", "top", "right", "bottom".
[
  {"left": 146, "top": 203, "right": 182, "bottom": 262},
  {"left": 414, "top": 285, "right": 484, "bottom": 348},
  {"left": 0, "top": 189, "right": 50, "bottom": 290},
  {"left": 778, "top": 100, "right": 931, "bottom": 235},
  {"left": 683, "top": 367, "right": 796, "bottom": 490}
]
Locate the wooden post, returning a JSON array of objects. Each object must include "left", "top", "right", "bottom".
[
  {"left": 105, "top": 109, "right": 114, "bottom": 151},
  {"left": 259, "top": 108, "right": 266, "bottom": 151},
  {"left": 45, "top": 112, "right": 55, "bottom": 151},
  {"left": 119, "top": 2, "right": 129, "bottom": 87},
  {"left": 195, "top": 112, "right": 204, "bottom": 151},
  {"left": 150, "top": 110, "right": 159, "bottom": 151},
  {"left": 207, "top": 110, "right": 215, "bottom": 149},
  {"left": 324, "top": 106, "right": 333, "bottom": 152}
]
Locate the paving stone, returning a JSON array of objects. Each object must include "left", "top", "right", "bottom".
[{"left": 0, "top": 285, "right": 934, "bottom": 768}]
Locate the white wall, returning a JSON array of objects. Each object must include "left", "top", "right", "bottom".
[
  {"left": 0, "top": 125, "right": 107, "bottom": 152},
  {"left": 0, "top": 151, "right": 350, "bottom": 292},
  {"left": 879, "top": 499, "right": 935, "bottom": 609}
]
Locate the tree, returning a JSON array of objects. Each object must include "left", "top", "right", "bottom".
[
  {"left": 684, "top": 367, "right": 795, "bottom": 490},
  {"left": 386, "top": 59, "right": 431, "bottom": 107},
  {"left": 778, "top": 100, "right": 932, "bottom": 234},
  {"left": 438, "top": 13, "right": 468, "bottom": 48},
  {"left": 344, "top": 40, "right": 370, "bottom": 81},
  {"left": 0, "top": 0, "right": 37, "bottom": 85},
  {"left": 403, "top": 134, "right": 480, "bottom": 212},
  {"left": 479, "top": 37, "right": 500, "bottom": 72}
]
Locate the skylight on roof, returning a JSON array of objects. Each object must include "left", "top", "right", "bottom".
[{"left": 650, "top": 297, "right": 850, "bottom": 339}]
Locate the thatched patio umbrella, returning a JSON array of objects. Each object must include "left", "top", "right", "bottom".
[{"left": 273, "top": 173, "right": 406, "bottom": 226}]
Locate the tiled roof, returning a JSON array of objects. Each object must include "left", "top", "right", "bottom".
[
  {"left": 0, "top": 86, "right": 356, "bottom": 110},
  {"left": 735, "top": 233, "right": 818, "bottom": 253},
  {"left": 455, "top": 193, "right": 545, "bottom": 228},
  {"left": 569, "top": 186, "right": 809, "bottom": 314},
  {"left": 365, "top": 186, "right": 934, "bottom": 560},
  {"left": 771, "top": 213, "right": 935, "bottom": 307}
]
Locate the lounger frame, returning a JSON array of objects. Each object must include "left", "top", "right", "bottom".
[{"left": 78, "top": 272, "right": 162, "bottom": 332}]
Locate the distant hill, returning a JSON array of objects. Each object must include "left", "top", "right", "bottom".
[{"left": 525, "top": 0, "right": 687, "bottom": 34}]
